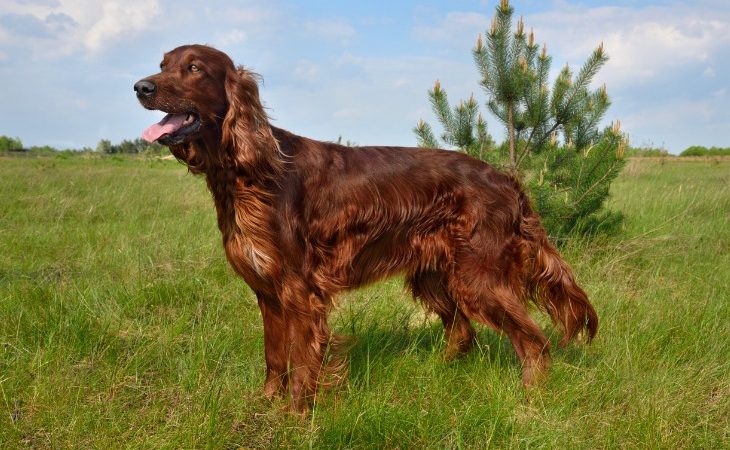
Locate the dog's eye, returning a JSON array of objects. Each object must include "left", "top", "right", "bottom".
[{"left": 188, "top": 64, "right": 200, "bottom": 73}]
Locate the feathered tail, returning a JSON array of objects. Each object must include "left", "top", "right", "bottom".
[{"left": 518, "top": 192, "right": 598, "bottom": 346}]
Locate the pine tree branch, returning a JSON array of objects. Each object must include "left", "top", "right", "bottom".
[
  {"left": 572, "top": 159, "right": 620, "bottom": 207},
  {"left": 554, "top": 46, "right": 608, "bottom": 131},
  {"left": 413, "top": 120, "right": 439, "bottom": 148}
]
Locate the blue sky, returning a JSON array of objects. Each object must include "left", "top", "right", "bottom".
[{"left": 1, "top": 0, "right": 728, "bottom": 153}]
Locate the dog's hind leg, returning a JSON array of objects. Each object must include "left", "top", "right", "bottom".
[
  {"left": 408, "top": 271, "right": 476, "bottom": 360},
  {"left": 446, "top": 264, "right": 550, "bottom": 386}
]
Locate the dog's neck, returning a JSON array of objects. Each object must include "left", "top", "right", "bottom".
[
  {"left": 170, "top": 119, "right": 284, "bottom": 176},
  {"left": 168, "top": 122, "right": 284, "bottom": 285}
]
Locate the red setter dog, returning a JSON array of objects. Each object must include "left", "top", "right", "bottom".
[{"left": 135, "top": 45, "right": 597, "bottom": 412}]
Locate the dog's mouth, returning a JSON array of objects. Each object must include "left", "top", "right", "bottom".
[{"left": 142, "top": 111, "right": 201, "bottom": 145}]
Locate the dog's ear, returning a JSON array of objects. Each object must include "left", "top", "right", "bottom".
[{"left": 221, "top": 66, "right": 281, "bottom": 179}]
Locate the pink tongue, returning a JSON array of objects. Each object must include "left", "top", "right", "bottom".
[{"left": 142, "top": 113, "right": 188, "bottom": 142}]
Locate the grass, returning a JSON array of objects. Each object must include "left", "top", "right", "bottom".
[{"left": 0, "top": 154, "right": 728, "bottom": 448}]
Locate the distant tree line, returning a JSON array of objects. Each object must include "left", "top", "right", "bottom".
[
  {"left": 0, "top": 136, "right": 68, "bottom": 155},
  {"left": 679, "top": 146, "right": 730, "bottom": 157},
  {"left": 1, "top": 133, "right": 728, "bottom": 160},
  {"left": 94, "top": 138, "right": 166, "bottom": 155},
  {"left": 0, "top": 136, "right": 167, "bottom": 156},
  {"left": 623, "top": 145, "right": 671, "bottom": 157},
  {"left": 622, "top": 145, "right": 730, "bottom": 157},
  {"left": 0, "top": 136, "right": 23, "bottom": 152}
]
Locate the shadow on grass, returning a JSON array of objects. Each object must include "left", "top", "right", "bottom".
[
  {"left": 342, "top": 320, "right": 524, "bottom": 385},
  {"left": 339, "top": 313, "right": 597, "bottom": 388}
]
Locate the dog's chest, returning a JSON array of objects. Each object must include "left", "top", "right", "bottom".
[
  {"left": 208, "top": 173, "right": 278, "bottom": 286},
  {"left": 224, "top": 232, "right": 272, "bottom": 279},
  {"left": 228, "top": 191, "right": 277, "bottom": 278}
]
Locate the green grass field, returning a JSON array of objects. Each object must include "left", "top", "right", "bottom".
[{"left": 1, "top": 155, "right": 728, "bottom": 448}]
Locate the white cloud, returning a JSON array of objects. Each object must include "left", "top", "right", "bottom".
[
  {"left": 0, "top": 0, "right": 160, "bottom": 56},
  {"left": 359, "top": 15, "right": 394, "bottom": 27},
  {"left": 711, "top": 88, "right": 726, "bottom": 98},
  {"left": 303, "top": 18, "right": 356, "bottom": 42},
  {"left": 219, "top": 5, "right": 280, "bottom": 26},
  {"left": 215, "top": 29, "right": 247, "bottom": 47},
  {"left": 412, "top": 11, "right": 487, "bottom": 44},
  {"left": 526, "top": 6, "right": 730, "bottom": 87},
  {"left": 703, "top": 66, "right": 716, "bottom": 77},
  {"left": 332, "top": 107, "right": 361, "bottom": 120},
  {"left": 292, "top": 60, "right": 320, "bottom": 82},
  {"left": 83, "top": 1, "right": 160, "bottom": 52}
]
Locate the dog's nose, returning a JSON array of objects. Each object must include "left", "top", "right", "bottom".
[{"left": 134, "top": 79, "right": 156, "bottom": 97}]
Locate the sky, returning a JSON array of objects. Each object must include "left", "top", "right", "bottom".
[{"left": 0, "top": 0, "right": 728, "bottom": 154}]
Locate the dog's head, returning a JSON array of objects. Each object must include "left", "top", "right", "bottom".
[{"left": 135, "top": 44, "right": 275, "bottom": 174}]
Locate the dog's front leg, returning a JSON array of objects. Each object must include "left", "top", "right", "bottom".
[
  {"left": 257, "top": 293, "right": 288, "bottom": 399},
  {"left": 279, "top": 279, "right": 330, "bottom": 413}
]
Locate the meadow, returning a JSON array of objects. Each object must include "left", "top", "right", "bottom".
[{"left": 0, "top": 154, "right": 728, "bottom": 448}]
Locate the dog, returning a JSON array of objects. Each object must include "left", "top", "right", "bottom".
[{"left": 134, "top": 44, "right": 597, "bottom": 412}]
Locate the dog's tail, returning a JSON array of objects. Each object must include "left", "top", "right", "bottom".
[{"left": 517, "top": 190, "right": 598, "bottom": 346}]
